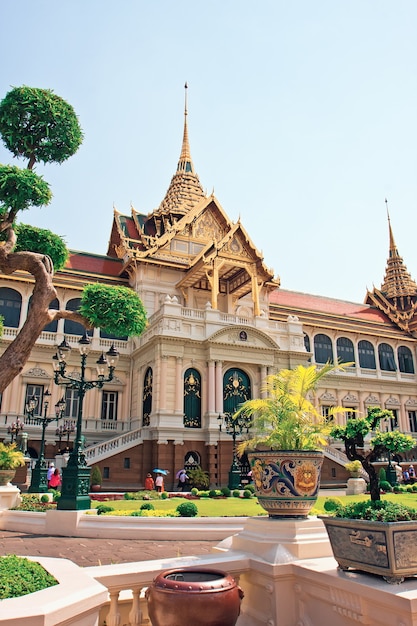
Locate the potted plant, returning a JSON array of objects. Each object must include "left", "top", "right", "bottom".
[
  {"left": 0, "top": 442, "right": 25, "bottom": 485},
  {"left": 320, "top": 407, "right": 417, "bottom": 583},
  {"left": 344, "top": 459, "right": 362, "bottom": 477},
  {"left": 90, "top": 465, "right": 102, "bottom": 492},
  {"left": 235, "top": 362, "right": 348, "bottom": 518}
]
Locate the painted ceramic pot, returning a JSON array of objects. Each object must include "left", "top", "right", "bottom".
[
  {"left": 248, "top": 449, "right": 324, "bottom": 517},
  {"left": 0, "top": 470, "right": 16, "bottom": 486},
  {"left": 146, "top": 568, "right": 244, "bottom": 626}
]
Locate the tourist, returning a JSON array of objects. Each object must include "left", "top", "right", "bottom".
[
  {"left": 47, "top": 462, "right": 55, "bottom": 482},
  {"left": 177, "top": 470, "right": 189, "bottom": 491},
  {"left": 155, "top": 473, "right": 164, "bottom": 493},
  {"left": 48, "top": 467, "right": 61, "bottom": 490},
  {"left": 144, "top": 473, "right": 155, "bottom": 490},
  {"left": 409, "top": 464, "right": 416, "bottom": 483}
]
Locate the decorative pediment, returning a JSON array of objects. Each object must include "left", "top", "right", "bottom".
[
  {"left": 208, "top": 327, "right": 278, "bottom": 349},
  {"left": 342, "top": 393, "right": 359, "bottom": 405},
  {"left": 364, "top": 394, "right": 379, "bottom": 405},
  {"left": 22, "top": 367, "right": 50, "bottom": 380},
  {"left": 320, "top": 391, "right": 337, "bottom": 403},
  {"left": 385, "top": 396, "right": 400, "bottom": 407}
]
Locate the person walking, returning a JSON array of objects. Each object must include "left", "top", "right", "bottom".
[
  {"left": 177, "top": 470, "right": 189, "bottom": 491},
  {"left": 155, "top": 473, "right": 164, "bottom": 493},
  {"left": 47, "top": 462, "right": 55, "bottom": 483},
  {"left": 144, "top": 473, "right": 155, "bottom": 490},
  {"left": 48, "top": 467, "right": 61, "bottom": 490}
]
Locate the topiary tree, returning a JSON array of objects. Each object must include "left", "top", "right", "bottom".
[
  {"left": 0, "top": 86, "right": 147, "bottom": 392},
  {"left": 331, "top": 407, "right": 415, "bottom": 502}
]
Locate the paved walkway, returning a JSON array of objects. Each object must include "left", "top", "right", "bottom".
[{"left": 0, "top": 530, "right": 218, "bottom": 567}]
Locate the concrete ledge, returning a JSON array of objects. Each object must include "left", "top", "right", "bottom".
[{"left": 0, "top": 509, "right": 247, "bottom": 540}]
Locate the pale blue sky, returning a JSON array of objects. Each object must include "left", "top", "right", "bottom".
[{"left": 1, "top": 1, "right": 416, "bottom": 303}]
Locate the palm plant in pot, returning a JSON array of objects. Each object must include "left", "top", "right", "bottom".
[
  {"left": 0, "top": 442, "right": 25, "bottom": 485},
  {"left": 321, "top": 407, "right": 417, "bottom": 583},
  {"left": 235, "top": 361, "right": 348, "bottom": 518}
]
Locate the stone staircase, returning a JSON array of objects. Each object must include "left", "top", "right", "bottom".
[{"left": 84, "top": 429, "right": 143, "bottom": 465}]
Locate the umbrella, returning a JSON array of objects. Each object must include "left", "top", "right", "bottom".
[
  {"left": 153, "top": 468, "right": 168, "bottom": 475},
  {"left": 176, "top": 469, "right": 186, "bottom": 479}
]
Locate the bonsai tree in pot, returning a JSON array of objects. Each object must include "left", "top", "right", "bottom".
[
  {"left": 234, "top": 361, "right": 349, "bottom": 517},
  {"left": 0, "top": 442, "right": 25, "bottom": 485},
  {"left": 330, "top": 407, "right": 415, "bottom": 502},
  {"left": 90, "top": 465, "right": 102, "bottom": 492},
  {"left": 321, "top": 407, "right": 417, "bottom": 583}
]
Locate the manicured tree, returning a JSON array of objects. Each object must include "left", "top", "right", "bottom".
[
  {"left": 0, "top": 86, "right": 147, "bottom": 392},
  {"left": 331, "top": 407, "right": 414, "bottom": 502}
]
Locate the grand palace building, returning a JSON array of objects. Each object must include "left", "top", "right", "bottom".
[{"left": 1, "top": 92, "right": 417, "bottom": 490}]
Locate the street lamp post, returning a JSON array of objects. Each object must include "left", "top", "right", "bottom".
[
  {"left": 7, "top": 417, "right": 25, "bottom": 443},
  {"left": 53, "top": 333, "right": 119, "bottom": 510},
  {"left": 56, "top": 419, "right": 76, "bottom": 453},
  {"left": 218, "top": 412, "right": 251, "bottom": 490},
  {"left": 27, "top": 392, "right": 66, "bottom": 493}
]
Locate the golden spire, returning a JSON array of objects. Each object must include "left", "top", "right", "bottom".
[
  {"left": 380, "top": 199, "right": 417, "bottom": 300},
  {"left": 177, "top": 82, "right": 193, "bottom": 172},
  {"left": 153, "top": 82, "right": 205, "bottom": 219}
]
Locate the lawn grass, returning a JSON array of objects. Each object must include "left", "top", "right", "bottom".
[{"left": 91, "top": 491, "right": 417, "bottom": 517}]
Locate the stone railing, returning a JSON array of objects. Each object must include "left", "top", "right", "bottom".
[{"left": 84, "top": 429, "right": 144, "bottom": 464}]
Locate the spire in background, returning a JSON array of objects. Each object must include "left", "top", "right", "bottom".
[
  {"left": 153, "top": 82, "right": 205, "bottom": 219},
  {"left": 177, "top": 82, "right": 193, "bottom": 172},
  {"left": 381, "top": 199, "right": 417, "bottom": 299}
]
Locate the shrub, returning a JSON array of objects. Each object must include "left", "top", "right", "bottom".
[
  {"left": 209, "top": 489, "right": 218, "bottom": 498},
  {"left": 378, "top": 467, "right": 387, "bottom": 482},
  {"left": 334, "top": 500, "right": 417, "bottom": 521},
  {"left": 221, "top": 486, "right": 231, "bottom": 497},
  {"left": 11, "top": 494, "right": 56, "bottom": 512},
  {"left": 131, "top": 510, "right": 143, "bottom": 516},
  {"left": 96, "top": 505, "right": 114, "bottom": 515},
  {"left": 0, "top": 555, "right": 58, "bottom": 599},
  {"left": 176, "top": 501, "right": 198, "bottom": 517},
  {"left": 243, "top": 489, "right": 252, "bottom": 499},
  {"left": 198, "top": 490, "right": 210, "bottom": 498},
  {"left": 90, "top": 465, "right": 102, "bottom": 486},
  {"left": 140, "top": 502, "right": 155, "bottom": 511},
  {"left": 379, "top": 480, "right": 393, "bottom": 492},
  {"left": 190, "top": 487, "right": 199, "bottom": 496},
  {"left": 187, "top": 466, "right": 210, "bottom": 490},
  {"left": 40, "top": 494, "right": 50, "bottom": 503},
  {"left": 232, "top": 489, "right": 240, "bottom": 498},
  {"left": 345, "top": 460, "right": 362, "bottom": 475},
  {"left": 245, "top": 483, "right": 255, "bottom": 494},
  {"left": 161, "top": 491, "right": 168, "bottom": 499},
  {"left": 323, "top": 497, "right": 343, "bottom": 512}
]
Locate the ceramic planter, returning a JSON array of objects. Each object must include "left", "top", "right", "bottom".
[
  {"left": 0, "top": 470, "right": 16, "bottom": 486},
  {"left": 248, "top": 449, "right": 324, "bottom": 517},
  {"left": 320, "top": 515, "right": 417, "bottom": 584},
  {"left": 145, "top": 568, "right": 244, "bottom": 626}
]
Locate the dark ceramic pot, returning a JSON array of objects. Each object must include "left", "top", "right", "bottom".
[{"left": 145, "top": 568, "right": 244, "bottom": 626}]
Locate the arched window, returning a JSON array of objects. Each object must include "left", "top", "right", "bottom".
[
  {"left": 43, "top": 298, "right": 59, "bottom": 332},
  {"left": 358, "top": 340, "right": 376, "bottom": 369},
  {"left": 314, "top": 334, "right": 333, "bottom": 364},
  {"left": 0, "top": 287, "right": 22, "bottom": 328},
  {"left": 304, "top": 333, "right": 311, "bottom": 352},
  {"left": 223, "top": 368, "right": 251, "bottom": 416},
  {"left": 336, "top": 337, "right": 355, "bottom": 365},
  {"left": 184, "top": 368, "right": 201, "bottom": 428},
  {"left": 398, "top": 346, "right": 414, "bottom": 374},
  {"left": 378, "top": 343, "right": 396, "bottom": 371},
  {"left": 142, "top": 367, "right": 152, "bottom": 426},
  {"left": 63, "top": 298, "right": 92, "bottom": 336}
]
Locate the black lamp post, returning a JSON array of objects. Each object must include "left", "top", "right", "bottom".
[
  {"left": 56, "top": 417, "right": 76, "bottom": 453},
  {"left": 53, "top": 333, "right": 119, "bottom": 510},
  {"left": 7, "top": 417, "right": 25, "bottom": 443},
  {"left": 27, "top": 391, "right": 65, "bottom": 493},
  {"left": 218, "top": 412, "right": 251, "bottom": 490}
]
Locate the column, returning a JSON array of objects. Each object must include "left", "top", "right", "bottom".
[
  {"left": 260, "top": 365, "right": 267, "bottom": 398},
  {"left": 175, "top": 357, "right": 183, "bottom": 413},
  {"left": 159, "top": 355, "right": 167, "bottom": 410},
  {"left": 208, "top": 360, "right": 215, "bottom": 413},
  {"left": 215, "top": 361, "right": 223, "bottom": 414}
]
